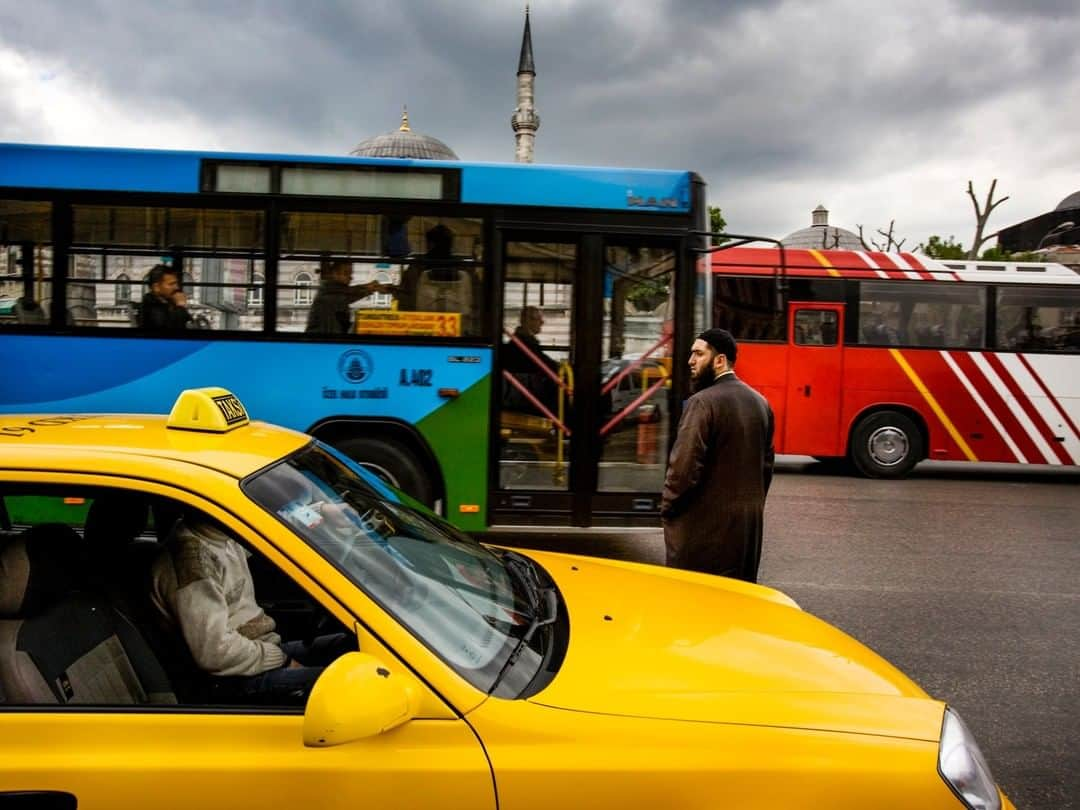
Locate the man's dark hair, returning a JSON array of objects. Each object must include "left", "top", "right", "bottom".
[
  {"left": 425, "top": 224, "right": 453, "bottom": 258},
  {"left": 320, "top": 257, "right": 351, "bottom": 277},
  {"left": 698, "top": 328, "right": 737, "bottom": 365},
  {"left": 147, "top": 264, "right": 178, "bottom": 288}
]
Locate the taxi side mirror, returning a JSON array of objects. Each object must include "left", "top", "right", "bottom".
[{"left": 303, "top": 651, "right": 418, "bottom": 747}]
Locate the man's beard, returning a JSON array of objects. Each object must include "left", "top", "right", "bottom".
[{"left": 690, "top": 364, "right": 716, "bottom": 393}]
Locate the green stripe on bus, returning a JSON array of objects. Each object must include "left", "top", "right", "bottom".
[{"left": 416, "top": 374, "right": 491, "bottom": 532}]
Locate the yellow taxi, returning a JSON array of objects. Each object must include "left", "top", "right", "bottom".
[{"left": 0, "top": 388, "right": 1011, "bottom": 809}]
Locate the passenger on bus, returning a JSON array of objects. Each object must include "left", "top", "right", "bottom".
[
  {"left": 1066, "top": 315, "right": 1080, "bottom": 351},
  {"left": 501, "top": 306, "right": 560, "bottom": 416},
  {"left": 820, "top": 317, "right": 838, "bottom": 345},
  {"left": 138, "top": 265, "right": 191, "bottom": 330},
  {"left": 397, "top": 225, "right": 477, "bottom": 334},
  {"left": 305, "top": 259, "right": 388, "bottom": 335}
]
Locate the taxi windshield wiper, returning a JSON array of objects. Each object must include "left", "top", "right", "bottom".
[
  {"left": 501, "top": 550, "right": 544, "bottom": 617},
  {"left": 487, "top": 585, "right": 557, "bottom": 697}
]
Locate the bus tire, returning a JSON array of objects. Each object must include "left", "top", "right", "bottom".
[
  {"left": 335, "top": 436, "right": 435, "bottom": 506},
  {"left": 849, "top": 411, "right": 923, "bottom": 479}
]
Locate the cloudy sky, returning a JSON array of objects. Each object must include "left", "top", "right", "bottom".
[{"left": 1, "top": 0, "right": 1077, "bottom": 250}]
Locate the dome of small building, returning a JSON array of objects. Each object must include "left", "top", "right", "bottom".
[
  {"left": 350, "top": 109, "right": 458, "bottom": 161},
  {"left": 1054, "top": 191, "right": 1080, "bottom": 212},
  {"left": 780, "top": 205, "right": 864, "bottom": 250}
]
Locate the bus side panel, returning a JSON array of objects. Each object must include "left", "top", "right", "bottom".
[
  {"left": 839, "top": 347, "right": 1024, "bottom": 464},
  {"left": 732, "top": 343, "right": 789, "bottom": 453},
  {"left": 0, "top": 334, "right": 493, "bottom": 519},
  {"left": 415, "top": 374, "right": 491, "bottom": 532}
]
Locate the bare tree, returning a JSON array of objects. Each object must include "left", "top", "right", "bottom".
[
  {"left": 967, "top": 179, "right": 1009, "bottom": 259},
  {"left": 820, "top": 227, "right": 841, "bottom": 249},
  {"left": 877, "top": 220, "right": 906, "bottom": 252},
  {"left": 857, "top": 221, "right": 906, "bottom": 252}
]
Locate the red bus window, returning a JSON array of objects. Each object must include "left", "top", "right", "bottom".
[{"left": 794, "top": 309, "right": 838, "bottom": 346}]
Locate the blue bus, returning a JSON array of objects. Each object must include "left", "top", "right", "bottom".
[{"left": 0, "top": 143, "right": 707, "bottom": 530}]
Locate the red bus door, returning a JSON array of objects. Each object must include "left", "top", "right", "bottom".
[{"left": 784, "top": 304, "right": 844, "bottom": 456}]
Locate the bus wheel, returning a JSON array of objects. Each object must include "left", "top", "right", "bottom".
[
  {"left": 850, "top": 411, "right": 923, "bottom": 479},
  {"left": 336, "top": 436, "right": 435, "bottom": 506}
]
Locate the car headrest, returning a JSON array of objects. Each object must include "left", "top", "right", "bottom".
[
  {"left": 84, "top": 494, "right": 150, "bottom": 551},
  {"left": 0, "top": 524, "right": 87, "bottom": 618}
]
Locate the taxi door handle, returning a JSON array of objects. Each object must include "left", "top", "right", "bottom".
[{"left": 438, "top": 388, "right": 460, "bottom": 399}]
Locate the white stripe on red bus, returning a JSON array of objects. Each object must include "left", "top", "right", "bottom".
[
  {"left": 940, "top": 351, "right": 1028, "bottom": 463},
  {"left": 997, "top": 353, "right": 1078, "bottom": 464},
  {"left": 969, "top": 353, "right": 1058, "bottom": 464}
]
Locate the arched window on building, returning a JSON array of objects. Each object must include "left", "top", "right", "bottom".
[
  {"left": 247, "top": 273, "right": 265, "bottom": 307},
  {"left": 116, "top": 273, "right": 131, "bottom": 301},
  {"left": 294, "top": 271, "right": 313, "bottom": 305}
]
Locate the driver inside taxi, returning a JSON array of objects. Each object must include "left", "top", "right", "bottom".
[{"left": 149, "top": 512, "right": 353, "bottom": 705}]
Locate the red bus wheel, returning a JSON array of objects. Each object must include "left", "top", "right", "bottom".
[{"left": 850, "top": 411, "right": 923, "bottom": 479}]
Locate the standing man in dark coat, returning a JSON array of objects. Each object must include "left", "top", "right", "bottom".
[{"left": 661, "top": 328, "right": 775, "bottom": 582}]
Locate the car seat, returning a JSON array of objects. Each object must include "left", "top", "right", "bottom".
[{"left": 0, "top": 524, "right": 176, "bottom": 705}]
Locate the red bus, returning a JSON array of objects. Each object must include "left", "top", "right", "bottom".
[{"left": 708, "top": 247, "right": 1080, "bottom": 477}]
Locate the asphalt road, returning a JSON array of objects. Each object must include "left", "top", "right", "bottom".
[{"left": 498, "top": 458, "right": 1080, "bottom": 810}]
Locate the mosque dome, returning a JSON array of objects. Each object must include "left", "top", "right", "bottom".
[
  {"left": 781, "top": 205, "right": 864, "bottom": 250},
  {"left": 350, "top": 109, "right": 458, "bottom": 161},
  {"left": 1054, "top": 191, "right": 1080, "bottom": 212}
]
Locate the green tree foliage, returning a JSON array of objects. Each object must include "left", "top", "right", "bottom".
[
  {"left": 919, "top": 235, "right": 1043, "bottom": 262},
  {"left": 978, "top": 245, "right": 1043, "bottom": 262},
  {"left": 918, "top": 235, "right": 967, "bottom": 259},
  {"left": 709, "top": 205, "right": 727, "bottom": 246}
]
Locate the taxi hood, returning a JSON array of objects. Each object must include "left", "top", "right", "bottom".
[{"left": 522, "top": 550, "right": 943, "bottom": 742}]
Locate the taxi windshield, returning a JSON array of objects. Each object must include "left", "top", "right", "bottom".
[{"left": 243, "top": 443, "right": 551, "bottom": 696}]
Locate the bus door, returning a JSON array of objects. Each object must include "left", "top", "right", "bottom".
[
  {"left": 493, "top": 238, "right": 580, "bottom": 523},
  {"left": 492, "top": 235, "right": 679, "bottom": 526},
  {"left": 784, "top": 303, "right": 844, "bottom": 456},
  {"left": 590, "top": 241, "right": 678, "bottom": 524}
]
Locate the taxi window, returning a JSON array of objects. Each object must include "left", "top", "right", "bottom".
[
  {"left": 244, "top": 444, "right": 552, "bottom": 696},
  {"left": 2, "top": 494, "right": 89, "bottom": 527}
]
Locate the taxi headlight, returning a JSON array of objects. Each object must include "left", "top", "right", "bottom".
[{"left": 938, "top": 708, "right": 1001, "bottom": 810}]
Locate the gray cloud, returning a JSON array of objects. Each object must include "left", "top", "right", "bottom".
[{"left": 0, "top": 0, "right": 1077, "bottom": 244}]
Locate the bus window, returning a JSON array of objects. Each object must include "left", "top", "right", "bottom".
[
  {"left": 598, "top": 244, "right": 675, "bottom": 492},
  {"left": 857, "top": 281, "right": 986, "bottom": 349},
  {"left": 712, "top": 277, "right": 785, "bottom": 341},
  {"left": 996, "top": 287, "right": 1080, "bottom": 353},
  {"left": 69, "top": 205, "right": 265, "bottom": 331},
  {"left": 794, "top": 309, "right": 839, "bottom": 346},
  {"left": 498, "top": 241, "right": 575, "bottom": 491},
  {"left": 0, "top": 200, "right": 53, "bottom": 326},
  {"left": 278, "top": 212, "right": 484, "bottom": 338}
]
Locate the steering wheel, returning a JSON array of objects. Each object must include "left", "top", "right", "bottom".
[{"left": 303, "top": 608, "right": 335, "bottom": 647}]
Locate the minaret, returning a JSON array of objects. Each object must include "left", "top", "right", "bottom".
[{"left": 511, "top": 6, "right": 540, "bottom": 163}]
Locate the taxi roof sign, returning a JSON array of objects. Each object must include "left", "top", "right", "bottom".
[{"left": 167, "top": 388, "right": 250, "bottom": 433}]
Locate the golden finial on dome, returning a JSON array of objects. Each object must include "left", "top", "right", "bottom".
[{"left": 399, "top": 105, "right": 410, "bottom": 132}]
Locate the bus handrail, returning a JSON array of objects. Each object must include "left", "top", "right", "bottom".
[
  {"left": 554, "top": 361, "right": 574, "bottom": 486},
  {"left": 503, "top": 328, "right": 573, "bottom": 394},
  {"left": 600, "top": 333, "right": 673, "bottom": 396},
  {"left": 599, "top": 374, "right": 669, "bottom": 438},
  {"left": 500, "top": 370, "right": 571, "bottom": 437},
  {"left": 690, "top": 231, "right": 789, "bottom": 308}
]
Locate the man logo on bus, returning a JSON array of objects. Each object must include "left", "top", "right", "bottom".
[{"left": 338, "top": 350, "right": 373, "bottom": 384}]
